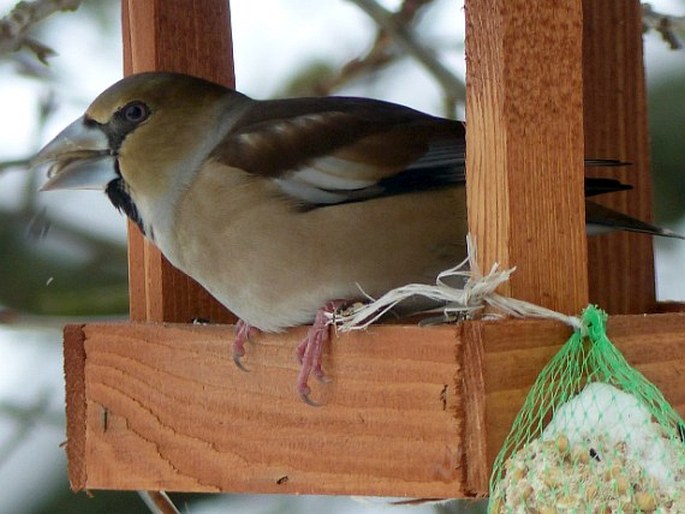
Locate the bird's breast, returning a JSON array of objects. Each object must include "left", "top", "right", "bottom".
[{"left": 170, "top": 162, "right": 467, "bottom": 331}]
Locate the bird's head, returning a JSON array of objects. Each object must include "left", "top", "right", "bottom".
[{"left": 33, "top": 72, "right": 248, "bottom": 234}]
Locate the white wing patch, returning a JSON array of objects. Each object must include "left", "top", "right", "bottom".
[
  {"left": 274, "top": 157, "right": 382, "bottom": 205},
  {"left": 274, "top": 177, "right": 351, "bottom": 204},
  {"left": 272, "top": 141, "right": 465, "bottom": 205},
  {"left": 297, "top": 158, "right": 380, "bottom": 187}
]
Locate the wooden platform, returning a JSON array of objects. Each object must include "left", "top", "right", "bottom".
[{"left": 64, "top": 313, "right": 685, "bottom": 496}]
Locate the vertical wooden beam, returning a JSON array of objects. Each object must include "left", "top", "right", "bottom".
[
  {"left": 461, "top": 322, "right": 489, "bottom": 495},
  {"left": 121, "top": 0, "right": 236, "bottom": 323},
  {"left": 582, "top": 0, "right": 656, "bottom": 314},
  {"left": 464, "top": 0, "right": 588, "bottom": 314}
]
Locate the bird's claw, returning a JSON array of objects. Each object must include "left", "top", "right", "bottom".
[
  {"left": 232, "top": 350, "right": 249, "bottom": 372},
  {"left": 232, "top": 319, "right": 258, "bottom": 372},
  {"left": 298, "top": 386, "right": 321, "bottom": 407},
  {"left": 232, "top": 304, "right": 340, "bottom": 405},
  {"left": 294, "top": 301, "right": 343, "bottom": 404}
]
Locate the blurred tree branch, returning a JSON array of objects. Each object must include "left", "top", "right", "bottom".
[
  {"left": 0, "top": 391, "right": 62, "bottom": 468},
  {"left": 283, "top": 0, "right": 465, "bottom": 117},
  {"left": 0, "top": 158, "right": 30, "bottom": 172},
  {"left": 0, "top": 0, "right": 82, "bottom": 62},
  {"left": 642, "top": 3, "right": 685, "bottom": 50},
  {"left": 138, "top": 491, "right": 181, "bottom": 514},
  {"left": 349, "top": 0, "right": 465, "bottom": 114}
]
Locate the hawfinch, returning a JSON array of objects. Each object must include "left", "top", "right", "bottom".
[{"left": 33, "top": 72, "right": 682, "bottom": 402}]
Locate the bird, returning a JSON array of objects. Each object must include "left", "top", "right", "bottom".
[{"left": 32, "top": 71, "right": 683, "bottom": 403}]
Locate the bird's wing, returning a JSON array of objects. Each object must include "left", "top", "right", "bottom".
[
  {"left": 209, "top": 96, "right": 466, "bottom": 206},
  {"left": 209, "top": 96, "right": 635, "bottom": 206}
]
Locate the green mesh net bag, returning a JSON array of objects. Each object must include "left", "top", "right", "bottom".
[{"left": 488, "top": 305, "right": 685, "bottom": 513}]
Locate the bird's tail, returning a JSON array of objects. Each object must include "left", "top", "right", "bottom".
[{"left": 586, "top": 201, "right": 685, "bottom": 240}]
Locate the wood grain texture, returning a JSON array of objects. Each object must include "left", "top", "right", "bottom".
[
  {"left": 583, "top": 0, "right": 656, "bottom": 314},
  {"left": 464, "top": 0, "right": 589, "bottom": 314},
  {"left": 65, "top": 324, "right": 466, "bottom": 496},
  {"left": 64, "top": 324, "right": 87, "bottom": 490},
  {"left": 64, "top": 314, "right": 685, "bottom": 496},
  {"left": 122, "top": 0, "right": 236, "bottom": 323},
  {"left": 461, "top": 322, "right": 488, "bottom": 496}
]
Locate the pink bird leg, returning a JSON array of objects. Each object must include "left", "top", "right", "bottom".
[
  {"left": 295, "top": 301, "right": 343, "bottom": 405},
  {"left": 232, "top": 302, "right": 343, "bottom": 404}
]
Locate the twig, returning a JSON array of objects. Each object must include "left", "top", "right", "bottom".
[
  {"left": 293, "top": 1, "right": 436, "bottom": 96},
  {"left": 642, "top": 3, "right": 685, "bottom": 50},
  {"left": 0, "top": 397, "right": 63, "bottom": 428},
  {"left": 0, "top": 158, "right": 30, "bottom": 172},
  {"left": 138, "top": 491, "right": 182, "bottom": 514},
  {"left": 0, "top": 392, "right": 60, "bottom": 468},
  {"left": 347, "top": 0, "right": 465, "bottom": 114},
  {"left": 0, "top": 0, "right": 83, "bottom": 61},
  {"left": 316, "top": 32, "right": 395, "bottom": 95}
]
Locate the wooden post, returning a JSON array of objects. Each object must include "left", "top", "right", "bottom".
[
  {"left": 122, "top": 0, "right": 236, "bottom": 324},
  {"left": 582, "top": 0, "right": 657, "bottom": 314},
  {"left": 464, "top": 0, "right": 589, "bottom": 314}
]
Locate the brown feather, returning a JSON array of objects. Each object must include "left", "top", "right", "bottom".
[{"left": 209, "top": 96, "right": 464, "bottom": 179}]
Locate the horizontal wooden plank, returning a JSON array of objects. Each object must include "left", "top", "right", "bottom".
[
  {"left": 65, "top": 323, "right": 465, "bottom": 496},
  {"left": 64, "top": 313, "right": 685, "bottom": 497}
]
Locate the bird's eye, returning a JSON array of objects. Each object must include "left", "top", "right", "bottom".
[{"left": 122, "top": 101, "right": 150, "bottom": 124}]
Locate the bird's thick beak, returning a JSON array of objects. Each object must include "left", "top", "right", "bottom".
[{"left": 33, "top": 117, "right": 117, "bottom": 191}]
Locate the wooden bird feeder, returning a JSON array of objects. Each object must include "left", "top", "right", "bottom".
[{"left": 64, "top": 0, "right": 685, "bottom": 500}]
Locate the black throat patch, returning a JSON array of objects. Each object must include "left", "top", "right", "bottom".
[{"left": 105, "top": 176, "right": 146, "bottom": 237}]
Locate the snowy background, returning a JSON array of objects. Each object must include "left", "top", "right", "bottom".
[{"left": 0, "top": 0, "right": 683, "bottom": 512}]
